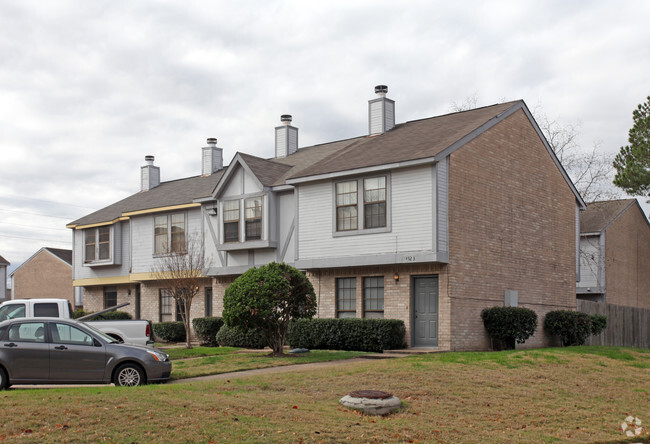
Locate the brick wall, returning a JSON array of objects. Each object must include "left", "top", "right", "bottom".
[
  {"left": 13, "top": 250, "right": 74, "bottom": 306},
  {"left": 447, "top": 109, "right": 577, "bottom": 350},
  {"left": 605, "top": 204, "right": 650, "bottom": 309},
  {"left": 306, "top": 263, "right": 450, "bottom": 349}
]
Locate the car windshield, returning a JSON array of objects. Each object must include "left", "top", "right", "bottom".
[
  {"left": 79, "top": 321, "right": 121, "bottom": 343},
  {"left": 0, "top": 304, "right": 26, "bottom": 322}
]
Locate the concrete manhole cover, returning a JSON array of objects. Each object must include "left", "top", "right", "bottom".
[{"left": 339, "top": 390, "right": 401, "bottom": 415}]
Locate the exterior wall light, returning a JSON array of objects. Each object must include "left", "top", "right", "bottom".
[{"left": 393, "top": 272, "right": 399, "bottom": 283}]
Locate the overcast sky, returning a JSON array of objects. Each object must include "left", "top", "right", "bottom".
[{"left": 1, "top": 0, "right": 649, "bottom": 278}]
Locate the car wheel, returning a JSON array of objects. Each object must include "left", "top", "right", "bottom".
[
  {"left": 114, "top": 364, "right": 146, "bottom": 387},
  {"left": 0, "top": 368, "right": 8, "bottom": 390}
]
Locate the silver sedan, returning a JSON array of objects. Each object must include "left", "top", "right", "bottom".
[{"left": 0, "top": 317, "right": 171, "bottom": 389}]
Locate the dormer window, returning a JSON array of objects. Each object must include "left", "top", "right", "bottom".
[
  {"left": 245, "top": 197, "right": 262, "bottom": 241},
  {"left": 85, "top": 226, "right": 111, "bottom": 262},
  {"left": 223, "top": 200, "right": 240, "bottom": 243}
]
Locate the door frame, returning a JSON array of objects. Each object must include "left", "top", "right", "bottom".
[{"left": 411, "top": 274, "right": 439, "bottom": 347}]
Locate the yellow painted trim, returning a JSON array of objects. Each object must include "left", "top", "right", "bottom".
[
  {"left": 73, "top": 276, "right": 133, "bottom": 286},
  {"left": 130, "top": 272, "right": 163, "bottom": 281},
  {"left": 69, "top": 217, "right": 130, "bottom": 230},
  {"left": 122, "top": 203, "right": 200, "bottom": 217}
]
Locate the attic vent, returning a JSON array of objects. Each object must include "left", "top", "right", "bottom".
[
  {"left": 275, "top": 114, "right": 298, "bottom": 158},
  {"left": 368, "top": 84, "right": 395, "bottom": 135}
]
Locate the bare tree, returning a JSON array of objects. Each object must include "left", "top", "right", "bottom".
[
  {"left": 534, "top": 108, "right": 621, "bottom": 203},
  {"left": 152, "top": 234, "right": 212, "bottom": 348},
  {"left": 449, "top": 95, "right": 621, "bottom": 203}
]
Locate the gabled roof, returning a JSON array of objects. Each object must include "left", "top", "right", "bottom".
[
  {"left": 0, "top": 254, "right": 9, "bottom": 266},
  {"left": 287, "top": 101, "right": 519, "bottom": 180},
  {"left": 44, "top": 248, "right": 72, "bottom": 265},
  {"left": 68, "top": 172, "right": 224, "bottom": 228},
  {"left": 580, "top": 199, "right": 647, "bottom": 233},
  {"left": 9, "top": 247, "right": 72, "bottom": 278}
]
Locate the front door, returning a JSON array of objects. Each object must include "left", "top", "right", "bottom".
[{"left": 413, "top": 276, "right": 438, "bottom": 347}]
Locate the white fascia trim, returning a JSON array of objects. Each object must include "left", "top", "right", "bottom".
[{"left": 286, "top": 156, "right": 437, "bottom": 184}]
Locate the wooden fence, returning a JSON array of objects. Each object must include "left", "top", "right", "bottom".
[{"left": 577, "top": 300, "right": 650, "bottom": 348}]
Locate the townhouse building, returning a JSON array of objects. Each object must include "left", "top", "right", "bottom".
[
  {"left": 68, "top": 86, "right": 585, "bottom": 350},
  {"left": 578, "top": 199, "right": 650, "bottom": 309}
]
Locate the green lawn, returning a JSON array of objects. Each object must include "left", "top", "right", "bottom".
[
  {"left": 168, "top": 347, "right": 369, "bottom": 379},
  {"left": 1, "top": 347, "right": 648, "bottom": 443}
]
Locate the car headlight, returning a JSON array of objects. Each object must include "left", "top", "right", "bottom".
[{"left": 147, "top": 350, "right": 169, "bottom": 362}]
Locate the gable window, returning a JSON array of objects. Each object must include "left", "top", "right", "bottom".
[
  {"left": 245, "top": 197, "right": 262, "bottom": 241},
  {"left": 363, "top": 276, "right": 384, "bottom": 319},
  {"left": 336, "top": 277, "right": 356, "bottom": 318},
  {"left": 85, "top": 226, "right": 111, "bottom": 262},
  {"left": 364, "top": 177, "right": 386, "bottom": 229},
  {"left": 336, "top": 181, "right": 358, "bottom": 231},
  {"left": 223, "top": 200, "right": 240, "bottom": 242},
  {"left": 154, "top": 213, "right": 186, "bottom": 254}
]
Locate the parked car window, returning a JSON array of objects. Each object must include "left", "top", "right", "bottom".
[
  {"left": 34, "top": 303, "right": 60, "bottom": 317},
  {"left": 0, "top": 304, "right": 26, "bottom": 321},
  {"left": 8, "top": 322, "right": 46, "bottom": 343},
  {"left": 0, "top": 325, "right": 7, "bottom": 340},
  {"left": 51, "top": 323, "right": 94, "bottom": 346}
]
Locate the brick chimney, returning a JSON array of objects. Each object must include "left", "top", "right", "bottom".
[
  {"left": 202, "top": 137, "right": 223, "bottom": 175},
  {"left": 275, "top": 114, "right": 298, "bottom": 158},
  {"left": 368, "top": 85, "right": 395, "bottom": 135},
  {"left": 141, "top": 155, "right": 160, "bottom": 191}
]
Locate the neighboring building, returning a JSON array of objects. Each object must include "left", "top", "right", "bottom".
[
  {"left": 68, "top": 86, "right": 585, "bottom": 350},
  {"left": 0, "top": 254, "right": 9, "bottom": 302},
  {"left": 10, "top": 247, "right": 82, "bottom": 308},
  {"left": 578, "top": 199, "right": 650, "bottom": 309}
]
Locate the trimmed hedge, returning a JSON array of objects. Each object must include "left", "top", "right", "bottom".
[
  {"left": 192, "top": 317, "right": 224, "bottom": 346},
  {"left": 215, "top": 325, "right": 267, "bottom": 349},
  {"left": 481, "top": 306, "right": 538, "bottom": 350},
  {"left": 152, "top": 321, "right": 186, "bottom": 343},
  {"left": 286, "top": 318, "right": 407, "bottom": 352},
  {"left": 72, "top": 310, "right": 132, "bottom": 320},
  {"left": 544, "top": 310, "right": 606, "bottom": 346}
]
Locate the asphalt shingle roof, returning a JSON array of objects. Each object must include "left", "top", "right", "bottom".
[
  {"left": 580, "top": 199, "right": 637, "bottom": 233},
  {"left": 69, "top": 171, "right": 224, "bottom": 227},
  {"left": 70, "top": 100, "right": 529, "bottom": 227},
  {"left": 45, "top": 248, "right": 72, "bottom": 265}
]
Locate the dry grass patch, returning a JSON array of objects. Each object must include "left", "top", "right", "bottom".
[{"left": 0, "top": 347, "right": 648, "bottom": 443}]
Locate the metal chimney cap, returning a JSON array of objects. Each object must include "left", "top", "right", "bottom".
[
  {"left": 206, "top": 138, "right": 217, "bottom": 145},
  {"left": 144, "top": 155, "right": 155, "bottom": 162},
  {"left": 281, "top": 114, "right": 293, "bottom": 124},
  {"left": 375, "top": 85, "right": 388, "bottom": 95}
]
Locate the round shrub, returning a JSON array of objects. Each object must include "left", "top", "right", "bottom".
[
  {"left": 223, "top": 262, "right": 316, "bottom": 354},
  {"left": 72, "top": 310, "right": 132, "bottom": 320},
  {"left": 192, "top": 317, "right": 224, "bottom": 346},
  {"left": 152, "top": 321, "right": 186, "bottom": 343},
  {"left": 481, "top": 306, "right": 538, "bottom": 350},
  {"left": 215, "top": 325, "right": 267, "bottom": 349},
  {"left": 590, "top": 314, "right": 607, "bottom": 336},
  {"left": 544, "top": 310, "right": 593, "bottom": 346}
]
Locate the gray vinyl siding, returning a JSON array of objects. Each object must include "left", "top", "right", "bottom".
[
  {"left": 73, "top": 221, "right": 131, "bottom": 280},
  {"left": 130, "top": 208, "right": 202, "bottom": 274},
  {"left": 298, "top": 165, "right": 433, "bottom": 260}
]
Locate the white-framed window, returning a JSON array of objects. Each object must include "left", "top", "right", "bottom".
[
  {"left": 363, "top": 276, "right": 384, "bottom": 319},
  {"left": 334, "top": 175, "right": 389, "bottom": 234},
  {"left": 244, "top": 197, "right": 263, "bottom": 241},
  {"left": 223, "top": 200, "right": 240, "bottom": 243},
  {"left": 84, "top": 226, "right": 111, "bottom": 263},
  {"left": 159, "top": 289, "right": 173, "bottom": 322},
  {"left": 154, "top": 213, "right": 186, "bottom": 254}
]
